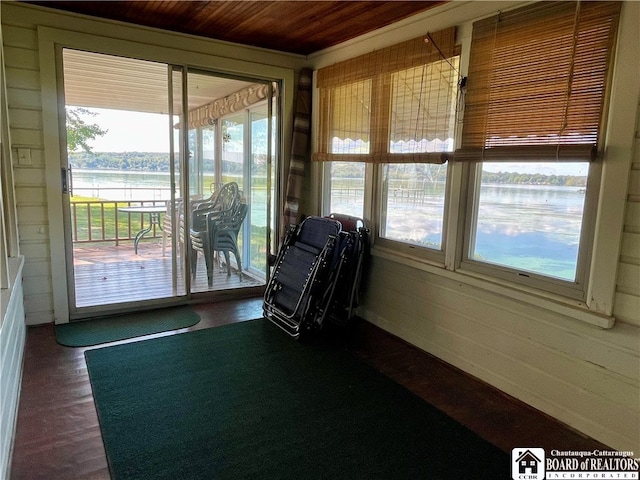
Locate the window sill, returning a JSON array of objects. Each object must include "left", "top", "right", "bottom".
[{"left": 372, "top": 246, "right": 615, "bottom": 329}]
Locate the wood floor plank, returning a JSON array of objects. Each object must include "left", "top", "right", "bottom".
[{"left": 10, "top": 298, "right": 609, "bottom": 479}]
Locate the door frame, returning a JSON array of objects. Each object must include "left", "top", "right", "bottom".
[{"left": 38, "top": 26, "right": 296, "bottom": 323}]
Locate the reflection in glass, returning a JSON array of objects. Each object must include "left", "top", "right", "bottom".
[
  {"left": 328, "top": 161, "right": 365, "bottom": 219},
  {"left": 471, "top": 162, "right": 588, "bottom": 281},
  {"left": 380, "top": 163, "right": 447, "bottom": 250}
]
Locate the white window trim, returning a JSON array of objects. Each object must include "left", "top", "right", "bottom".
[
  {"left": 318, "top": 2, "right": 639, "bottom": 329},
  {"left": 457, "top": 160, "right": 598, "bottom": 302},
  {"left": 374, "top": 162, "right": 448, "bottom": 264},
  {"left": 373, "top": 245, "right": 615, "bottom": 328}
]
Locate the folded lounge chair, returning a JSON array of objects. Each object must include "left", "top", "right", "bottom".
[{"left": 263, "top": 215, "right": 369, "bottom": 338}]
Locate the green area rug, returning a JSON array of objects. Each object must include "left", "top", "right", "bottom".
[
  {"left": 85, "top": 319, "right": 509, "bottom": 479},
  {"left": 56, "top": 306, "right": 200, "bottom": 347}
]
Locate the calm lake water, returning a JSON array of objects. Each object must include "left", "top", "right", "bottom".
[
  {"left": 76, "top": 170, "right": 586, "bottom": 281},
  {"left": 73, "top": 169, "right": 175, "bottom": 201},
  {"left": 331, "top": 181, "right": 586, "bottom": 281},
  {"left": 473, "top": 184, "right": 585, "bottom": 280},
  {"left": 73, "top": 169, "right": 269, "bottom": 226}
]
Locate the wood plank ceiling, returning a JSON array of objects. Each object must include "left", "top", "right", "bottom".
[{"left": 25, "top": 1, "right": 444, "bottom": 55}]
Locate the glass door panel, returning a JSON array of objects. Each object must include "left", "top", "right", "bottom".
[
  {"left": 248, "top": 108, "right": 269, "bottom": 277},
  {"left": 222, "top": 115, "right": 245, "bottom": 189},
  {"left": 186, "top": 72, "right": 275, "bottom": 293},
  {"left": 62, "top": 49, "right": 187, "bottom": 316}
]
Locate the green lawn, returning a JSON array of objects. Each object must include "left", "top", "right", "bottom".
[
  {"left": 71, "top": 196, "right": 269, "bottom": 273},
  {"left": 71, "top": 197, "right": 162, "bottom": 242}
]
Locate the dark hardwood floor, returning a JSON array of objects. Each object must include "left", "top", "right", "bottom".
[{"left": 9, "top": 298, "right": 608, "bottom": 479}]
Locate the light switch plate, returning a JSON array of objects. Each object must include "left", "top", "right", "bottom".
[{"left": 17, "top": 148, "right": 32, "bottom": 165}]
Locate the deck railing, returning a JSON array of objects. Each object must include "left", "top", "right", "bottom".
[
  {"left": 71, "top": 199, "right": 167, "bottom": 244},
  {"left": 71, "top": 198, "right": 269, "bottom": 274}
]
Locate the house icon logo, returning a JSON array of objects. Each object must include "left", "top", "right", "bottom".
[{"left": 512, "top": 448, "right": 545, "bottom": 480}]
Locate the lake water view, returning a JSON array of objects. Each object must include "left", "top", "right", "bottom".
[
  {"left": 73, "top": 169, "right": 269, "bottom": 227},
  {"left": 473, "top": 184, "right": 585, "bottom": 281},
  {"left": 75, "top": 169, "right": 586, "bottom": 281},
  {"left": 330, "top": 180, "right": 586, "bottom": 282},
  {"left": 73, "top": 169, "right": 175, "bottom": 201}
]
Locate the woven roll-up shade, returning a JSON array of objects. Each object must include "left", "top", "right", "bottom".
[
  {"left": 187, "top": 83, "right": 275, "bottom": 129},
  {"left": 313, "top": 27, "right": 460, "bottom": 164},
  {"left": 456, "top": 1, "right": 621, "bottom": 163}
]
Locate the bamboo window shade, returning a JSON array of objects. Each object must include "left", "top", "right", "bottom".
[
  {"left": 312, "top": 27, "right": 460, "bottom": 164},
  {"left": 456, "top": 1, "right": 621, "bottom": 162}
]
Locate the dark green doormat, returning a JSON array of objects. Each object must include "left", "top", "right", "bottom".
[
  {"left": 85, "top": 319, "right": 509, "bottom": 480},
  {"left": 56, "top": 306, "right": 200, "bottom": 347}
]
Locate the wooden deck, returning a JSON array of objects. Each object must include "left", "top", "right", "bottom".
[{"left": 73, "top": 240, "right": 264, "bottom": 307}]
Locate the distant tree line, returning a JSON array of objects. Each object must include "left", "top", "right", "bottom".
[
  {"left": 69, "top": 152, "right": 170, "bottom": 171},
  {"left": 370, "top": 163, "right": 587, "bottom": 188},
  {"left": 480, "top": 171, "right": 587, "bottom": 187},
  {"left": 71, "top": 152, "right": 587, "bottom": 187}
]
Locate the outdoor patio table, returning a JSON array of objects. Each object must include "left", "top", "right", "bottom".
[{"left": 117, "top": 205, "right": 166, "bottom": 254}]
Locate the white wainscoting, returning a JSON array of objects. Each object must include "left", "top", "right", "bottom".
[
  {"left": 359, "top": 252, "right": 640, "bottom": 453},
  {"left": 0, "top": 257, "right": 26, "bottom": 480}
]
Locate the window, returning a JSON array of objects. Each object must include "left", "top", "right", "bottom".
[
  {"left": 325, "top": 80, "right": 371, "bottom": 157},
  {"left": 316, "top": 1, "right": 622, "bottom": 306},
  {"left": 222, "top": 116, "right": 244, "bottom": 189},
  {"left": 325, "top": 161, "right": 366, "bottom": 218},
  {"left": 466, "top": 161, "right": 590, "bottom": 284},
  {"left": 457, "top": 1, "right": 620, "bottom": 297},
  {"left": 380, "top": 163, "right": 448, "bottom": 250},
  {"left": 315, "top": 28, "right": 460, "bottom": 237},
  {"left": 380, "top": 54, "right": 458, "bottom": 252},
  {"left": 320, "top": 76, "right": 370, "bottom": 218}
]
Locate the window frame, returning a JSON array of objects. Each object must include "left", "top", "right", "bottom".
[
  {"left": 317, "top": 1, "right": 636, "bottom": 327},
  {"left": 456, "top": 160, "right": 602, "bottom": 301},
  {"left": 450, "top": 1, "right": 620, "bottom": 301},
  {"left": 374, "top": 161, "right": 451, "bottom": 264},
  {"left": 317, "top": 45, "right": 461, "bottom": 265},
  {"left": 322, "top": 161, "right": 369, "bottom": 220}
]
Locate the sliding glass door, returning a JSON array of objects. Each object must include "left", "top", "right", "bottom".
[{"left": 61, "top": 50, "right": 278, "bottom": 317}]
